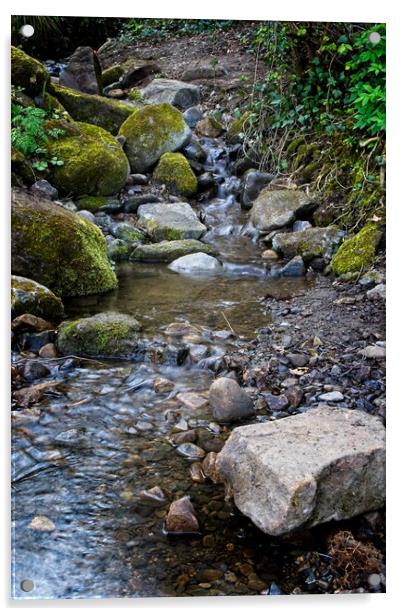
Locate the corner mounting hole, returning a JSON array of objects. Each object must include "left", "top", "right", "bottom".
[
  {"left": 20, "top": 579, "right": 34, "bottom": 592},
  {"left": 369, "top": 31, "right": 381, "bottom": 45},
  {"left": 20, "top": 24, "right": 35, "bottom": 38}
]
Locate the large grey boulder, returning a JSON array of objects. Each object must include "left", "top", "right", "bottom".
[
  {"left": 250, "top": 189, "right": 317, "bottom": 234},
  {"left": 168, "top": 252, "right": 222, "bottom": 274},
  {"left": 209, "top": 377, "right": 255, "bottom": 423},
  {"left": 59, "top": 46, "right": 102, "bottom": 94},
  {"left": 131, "top": 239, "right": 216, "bottom": 263},
  {"left": 57, "top": 312, "right": 143, "bottom": 359},
  {"left": 137, "top": 202, "right": 206, "bottom": 241},
  {"left": 272, "top": 226, "right": 345, "bottom": 261},
  {"left": 141, "top": 79, "right": 200, "bottom": 110},
  {"left": 216, "top": 405, "right": 385, "bottom": 535}
]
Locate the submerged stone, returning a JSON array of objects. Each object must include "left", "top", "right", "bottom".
[
  {"left": 216, "top": 405, "right": 385, "bottom": 535},
  {"left": 131, "top": 239, "right": 215, "bottom": 263},
  {"left": 166, "top": 496, "right": 200, "bottom": 533}
]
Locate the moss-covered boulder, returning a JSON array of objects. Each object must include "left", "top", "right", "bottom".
[
  {"left": 11, "top": 275, "right": 64, "bottom": 320},
  {"left": 131, "top": 239, "right": 216, "bottom": 263},
  {"left": 118, "top": 103, "right": 191, "bottom": 173},
  {"left": 57, "top": 312, "right": 143, "bottom": 359},
  {"left": 102, "top": 64, "right": 124, "bottom": 87},
  {"left": 196, "top": 117, "right": 224, "bottom": 138},
  {"left": 47, "top": 120, "right": 129, "bottom": 197},
  {"left": 11, "top": 188, "right": 117, "bottom": 297},
  {"left": 50, "top": 83, "right": 139, "bottom": 134},
  {"left": 11, "top": 46, "right": 49, "bottom": 95},
  {"left": 331, "top": 223, "right": 383, "bottom": 276},
  {"left": 153, "top": 153, "right": 197, "bottom": 197},
  {"left": 137, "top": 202, "right": 206, "bottom": 241}
]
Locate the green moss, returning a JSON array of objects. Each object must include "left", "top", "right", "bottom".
[
  {"left": 50, "top": 83, "right": 139, "bottom": 134},
  {"left": 11, "top": 46, "right": 49, "bottom": 95},
  {"left": 57, "top": 312, "right": 142, "bottom": 358},
  {"left": 118, "top": 103, "right": 190, "bottom": 173},
  {"left": 11, "top": 275, "right": 64, "bottom": 319},
  {"left": 12, "top": 188, "right": 117, "bottom": 297},
  {"left": 76, "top": 196, "right": 109, "bottom": 212},
  {"left": 47, "top": 121, "right": 129, "bottom": 197},
  {"left": 153, "top": 152, "right": 197, "bottom": 196},
  {"left": 331, "top": 222, "right": 383, "bottom": 276},
  {"left": 226, "top": 112, "right": 251, "bottom": 144},
  {"left": 11, "top": 147, "right": 35, "bottom": 186},
  {"left": 101, "top": 64, "right": 124, "bottom": 87}
]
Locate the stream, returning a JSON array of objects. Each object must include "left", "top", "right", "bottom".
[{"left": 12, "top": 136, "right": 320, "bottom": 599}]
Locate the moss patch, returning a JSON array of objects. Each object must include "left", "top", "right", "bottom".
[
  {"left": 50, "top": 83, "right": 139, "bottom": 134},
  {"left": 76, "top": 196, "right": 109, "bottom": 212},
  {"left": 331, "top": 223, "right": 383, "bottom": 276},
  {"left": 153, "top": 152, "right": 197, "bottom": 197},
  {"left": 11, "top": 275, "right": 64, "bottom": 319},
  {"left": 11, "top": 46, "right": 49, "bottom": 95},
  {"left": 118, "top": 103, "right": 191, "bottom": 173},
  {"left": 226, "top": 112, "right": 251, "bottom": 144},
  {"left": 11, "top": 188, "right": 117, "bottom": 297},
  {"left": 47, "top": 120, "right": 129, "bottom": 197},
  {"left": 102, "top": 64, "right": 124, "bottom": 87},
  {"left": 57, "top": 312, "right": 143, "bottom": 358}
]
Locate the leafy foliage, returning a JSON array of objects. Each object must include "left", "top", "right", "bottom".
[
  {"left": 119, "top": 18, "right": 233, "bottom": 42},
  {"left": 11, "top": 87, "right": 65, "bottom": 171}
]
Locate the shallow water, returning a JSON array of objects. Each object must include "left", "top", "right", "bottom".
[{"left": 12, "top": 138, "right": 317, "bottom": 599}]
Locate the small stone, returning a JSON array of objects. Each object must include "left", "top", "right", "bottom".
[
  {"left": 368, "top": 573, "right": 381, "bottom": 588},
  {"left": 209, "top": 377, "right": 255, "bottom": 423},
  {"left": 287, "top": 353, "right": 309, "bottom": 368},
  {"left": 318, "top": 391, "right": 344, "bottom": 403},
  {"left": 284, "top": 386, "right": 303, "bottom": 409},
  {"left": 139, "top": 486, "right": 167, "bottom": 507},
  {"left": 166, "top": 496, "right": 199, "bottom": 533},
  {"left": 176, "top": 443, "right": 205, "bottom": 459},
  {"left": 11, "top": 314, "right": 54, "bottom": 333},
  {"left": 202, "top": 452, "right": 222, "bottom": 484},
  {"left": 171, "top": 429, "right": 197, "bottom": 445},
  {"left": 22, "top": 360, "right": 51, "bottom": 382},
  {"left": 176, "top": 391, "right": 209, "bottom": 411},
  {"left": 359, "top": 345, "right": 386, "bottom": 359},
  {"left": 28, "top": 515, "right": 55, "bottom": 532},
  {"left": 30, "top": 179, "right": 58, "bottom": 200},
  {"left": 190, "top": 462, "right": 206, "bottom": 483},
  {"left": 154, "top": 377, "right": 174, "bottom": 393},
  {"left": 202, "top": 534, "right": 215, "bottom": 548},
  {"left": 196, "top": 116, "right": 224, "bottom": 138},
  {"left": 136, "top": 420, "right": 153, "bottom": 431},
  {"left": 263, "top": 393, "right": 289, "bottom": 412},
  {"left": 38, "top": 343, "right": 58, "bottom": 358},
  {"left": 262, "top": 249, "right": 279, "bottom": 260},
  {"left": 197, "top": 569, "right": 224, "bottom": 582}
]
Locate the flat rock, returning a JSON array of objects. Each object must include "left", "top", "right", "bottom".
[
  {"left": 216, "top": 405, "right": 385, "bottom": 535},
  {"left": 141, "top": 79, "right": 200, "bottom": 110},
  {"left": 182, "top": 62, "right": 228, "bottom": 81},
  {"left": 168, "top": 252, "right": 222, "bottom": 274},
  {"left": 132, "top": 240, "right": 216, "bottom": 264},
  {"left": 272, "top": 226, "right": 345, "bottom": 261},
  {"left": 209, "top": 377, "right": 255, "bottom": 423},
  {"left": 318, "top": 391, "right": 345, "bottom": 403},
  {"left": 359, "top": 344, "right": 386, "bottom": 359},
  {"left": 137, "top": 202, "right": 206, "bottom": 241},
  {"left": 250, "top": 189, "right": 317, "bottom": 234}
]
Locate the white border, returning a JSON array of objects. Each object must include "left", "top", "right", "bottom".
[{"left": 2, "top": 1, "right": 401, "bottom": 614}]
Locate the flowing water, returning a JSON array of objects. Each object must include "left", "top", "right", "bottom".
[{"left": 12, "top": 138, "right": 316, "bottom": 599}]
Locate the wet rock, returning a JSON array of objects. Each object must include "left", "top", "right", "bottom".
[
  {"left": 196, "top": 117, "right": 224, "bottom": 138},
  {"left": 11, "top": 313, "right": 54, "bottom": 333},
  {"left": 137, "top": 202, "right": 206, "bottom": 241},
  {"left": 130, "top": 173, "right": 148, "bottom": 185},
  {"left": 216, "top": 405, "right": 385, "bottom": 535},
  {"left": 196, "top": 428, "right": 224, "bottom": 453},
  {"left": 165, "top": 322, "right": 200, "bottom": 337},
  {"left": 250, "top": 189, "right": 317, "bottom": 234},
  {"left": 107, "top": 238, "right": 132, "bottom": 262},
  {"left": 28, "top": 515, "right": 55, "bottom": 532},
  {"left": 22, "top": 360, "right": 51, "bottom": 382},
  {"left": 264, "top": 393, "right": 289, "bottom": 412},
  {"left": 182, "top": 138, "right": 207, "bottom": 163},
  {"left": 367, "top": 284, "right": 386, "bottom": 301},
  {"left": 171, "top": 430, "right": 198, "bottom": 445},
  {"left": 183, "top": 106, "right": 203, "bottom": 128},
  {"left": 202, "top": 452, "right": 223, "bottom": 483},
  {"left": 139, "top": 486, "right": 167, "bottom": 507},
  {"left": 11, "top": 275, "right": 64, "bottom": 320},
  {"left": 57, "top": 312, "right": 143, "bottom": 359},
  {"left": 196, "top": 568, "right": 224, "bottom": 583},
  {"left": 13, "top": 380, "right": 61, "bottom": 407},
  {"left": 209, "top": 376, "right": 255, "bottom": 423},
  {"left": 77, "top": 210, "right": 96, "bottom": 224},
  {"left": 176, "top": 443, "right": 206, "bottom": 459},
  {"left": 176, "top": 391, "right": 209, "bottom": 411},
  {"left": 359, "top": 345, "right": 386, "bottom": 360},
  {"left": 272, "top": 256, "right": 306, "bottom": 278},
  {"left": 153, "top": 377, "right": 174, "bottom": 393},
  {"left": 241, "top": 170, "right": 274, "bottom": 210},
  {"left": 123, "top": 193, "right": 163, "bottom": 213},
  {"left": 30, "top": 179, "right": 58, "bottom": 201},
  {"left": 262, "top": 249, "right": 279, "bottom": 261},
  {"left": 318, "top": 391, "right": 344, "bottom": 403},
  {"left": 169, "top": 253, "right": 222, "bottom": 274},
  {"left": 20, "top": 330, "right": 55, "bottom": 352},
  {"left": 197, "top": 172, "right": 218, "bottom": 192},
  {"left": 109, "top": 221, "right": 145, "bottom": 242},
  {"left": 59, "top": 46, "right": 102, "bottom": 94},
  {"left": 166, "top": 496, "right": 200, "bottom": 533},
  {"left": 141, "top": 79, "right": 200, "bottom": 110},
  {"left": 190, "top": 462, "right": 206, "bottom": 483},
  {"left": 119, "top": 103, "right": 191, "bottom": 173},
  {"left": 292, "top": 220, "right": 312, "bottom": 232},
  {"left": 272, "top": 227, "right": 345, "bottom": 262},
  {"left": 38, "top": 343, "right": 58, "bottom": 358}
]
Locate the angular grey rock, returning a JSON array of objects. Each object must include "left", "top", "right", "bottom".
[
  {"left": 292, "top": 220, "right": 312, "bottom": 232},
  {"left": 30, "top": 179, "right": 58, "bottom": 201},
  {"left": 168, "top": 252, "right": 222, "bottom": 274},
  {"left": 250, "top": 189, "right": 317, "bottom": 234},
  {"left": 271, "top": 256, "right": 306, "bottom": 278},
  {"left": 241, "top": 170, "right": 274, "bottom": 210},
  {"left": 209, "top": 377, "right": 255, "bottom": 423},
  {"left": 367, "top": 283, "right": 386, "bottom": 301},
  {"left": 59, "top": 46, "right": 101, "bottom": 94},
  {"left": 141, "top": 79, "right": 200, "bottom": 110},
  {"left": 183, "top": 106, "right": 203, "bottom": 129},
  {"left": 318, "top": 391, "right": 345, "bottom": 402},
  {"left": 131, "top": 239, "right": 216, "bottom": 263},
  {"left": 272, "top": 226, "right": 345, "bottom": 261},
  {"left": 216, "top": 405, "right": 385, "bottom": 535},
  {"left": 137, "top": 202, "right": 207, "bottom": 241}
]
